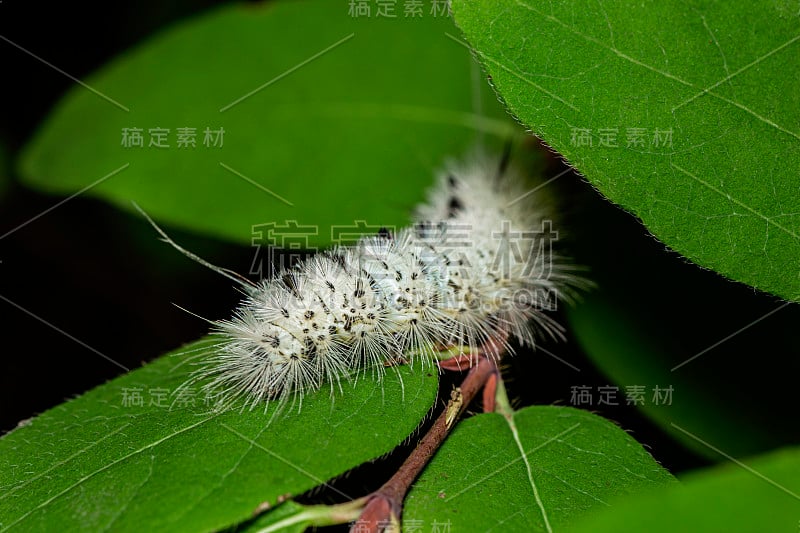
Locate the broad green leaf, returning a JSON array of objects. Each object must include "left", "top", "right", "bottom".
[
  {"left": 452, "top": 0, "right": 800, "bottom": 301},
  {"left": 571, "top": 447, "right": 800, "bottom": 532},
  {"left": 404, "top": 406, "right": 674, "bottom": 531},
  {"left": 0, "top": 339, "right": 438, "bottom": 532},
  {"left": 19, "top": 0, "right": 514, "bottom": 247},
  {"left": 566, "top": 189, "right": 800, "bottom": 459}
]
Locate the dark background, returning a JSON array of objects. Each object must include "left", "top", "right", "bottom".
[{"left": 0, "top": 0, "right": 245, "bottom": 430}]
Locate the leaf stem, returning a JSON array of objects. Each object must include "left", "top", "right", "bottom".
[
  {"left": 493, "top": 370, "right": 515, "bottom": 420},
  {"left": 255, "top": 498, "right": 367, "bottom": 533},
  {"left": 494, "top": 368, "right": 553, "bottom": 533},
  {"left": 352, "top": 355, "right": 498, "bottom": 532}
]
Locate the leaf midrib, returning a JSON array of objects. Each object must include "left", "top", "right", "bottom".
[{"left": 2, "top": 415, "right": 216, "bottom": 532}]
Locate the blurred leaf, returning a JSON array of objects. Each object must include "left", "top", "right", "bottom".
[
  {"left": 571, "top": 447, "right": 800, "bottom": 532},
  {"left": 0, "top": 338, "right": 438, "bottom": 532},
  {"left": 565, "top": 187, "right": 800, "bottom": 459},
  {"left": 404, "top": 406, "right": 674, "bottom": 531},
  {"left": 19, "top": 0, "right": 514, "bottom": 247},
  {"left": 452, "top": 0, "right": 800, "bottom": 301},
  {"left": 0, "top": 144, "right": 8, "bottom": 200}
]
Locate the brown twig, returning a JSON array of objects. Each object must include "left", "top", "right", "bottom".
[{"left": 352, "top": 355, "right": 498, "bottom": 532}]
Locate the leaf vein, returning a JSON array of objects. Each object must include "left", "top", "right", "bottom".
[
  {"left": 99, "top": 454, "right": 155, "bottom": 532},
  {"left": 508, "top": 413, "right": 553, "bottom": 533},
  {"left": 0, "top": 423, "right": 132, "bottom": 501},
  {"left": 671, "top": 162, "right": 800, "bottom": 242},
  {"left": 445, "top": 32, "right": 580, "bottom": 113},
  {"left": 1, "top": 416, "right": 216, "bottom": 532},
  {"left": 512, "top": 0, "right": 800, "bottom": 141}
]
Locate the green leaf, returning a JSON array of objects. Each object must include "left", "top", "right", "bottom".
[
  {"left": 19, "top": 0, "right": 514, "bottom": 247},
  {"left": 404, "top": 406, "right": 674, "bottom": 531},
  {"left": 565, "top": 190, "right": 800, "bottom": 459},
  {"left": 452, "top": 0, "right": 800, "bottom": 301},
  {"left": 571, "top": 447, "right": 800, "bottom": 532},
  {"left": 0, "top": 339, "right": 438, "bottom": 532}
]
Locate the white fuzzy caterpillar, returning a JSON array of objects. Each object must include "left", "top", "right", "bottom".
[{"left": 162, "top": 153, "right": 581, "bottom": 410}]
